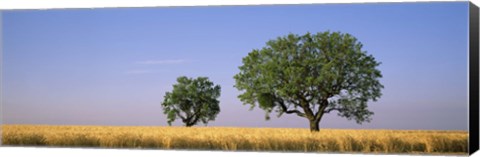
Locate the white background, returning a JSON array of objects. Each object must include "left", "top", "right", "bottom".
[{"left": 0, "top": 0, "right": 478, "bottom": 157}]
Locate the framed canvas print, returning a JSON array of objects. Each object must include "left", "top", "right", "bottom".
[{"left": 1, "top": 0, "right": 479, "bottom": 156}]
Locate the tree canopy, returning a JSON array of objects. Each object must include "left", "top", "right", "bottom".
[
  {"left": 234, "top": 31, "right": 383, "bottom": 132},
  {"left": 162, "top": 76, "right": 221, "bottom": 127}
]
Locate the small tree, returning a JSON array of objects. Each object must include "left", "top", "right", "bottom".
[
  {"left": 162, "top": 76, "right": 221, "bottom": 127},
  {"left": 234, "top": 31, "right": 383, "bottom": 132}
]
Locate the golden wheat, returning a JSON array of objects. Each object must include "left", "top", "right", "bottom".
[{"left": 1, "top": 125, "right": 468, "bottom": 154}]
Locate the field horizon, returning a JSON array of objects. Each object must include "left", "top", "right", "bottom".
[
  {"left": 1, "top": 124, "right": 468, "bottom": 155},
  {"left": 0, "top": 124, "right": 470, "bottom": 132}
]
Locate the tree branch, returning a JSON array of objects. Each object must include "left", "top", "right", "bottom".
[
  {"left": 296, "top": 93, "right": 316, "bottom": 120},
  {"left": 277, "top": 99, "right": 306, "bottom": 117},
  {"left": 314, "top": 100, "right": 328, "bottom": 120},
  {"left": 174, "top": 109, "right": 187, "bottom": 121},
  {"left": 190, "top": 114, "right": 201, "bottom": 126},
  {"left": 187, "top": 105, "right": 203, "bottom": 125},
  {"left": 323, "top": 107, "right": 346, "bottom": 114}
]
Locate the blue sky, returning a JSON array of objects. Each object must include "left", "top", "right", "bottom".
[{"left": 2, "top": 2, "right": 469, "bottom": 130}]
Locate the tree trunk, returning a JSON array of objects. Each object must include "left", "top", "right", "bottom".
[
  {"left": 185, "top": 120, "right": 194, "bottom": 127},
  {"left": 309, "top": 119, "right": 320, "bottom": 132}
]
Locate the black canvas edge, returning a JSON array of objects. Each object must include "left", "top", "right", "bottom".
[{"left": 469, "top": 1, "right": 479, "bottom": 155}]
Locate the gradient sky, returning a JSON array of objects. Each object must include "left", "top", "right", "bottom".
[{"left": 1, "top": 2, "right": 469, "bottom": 130}]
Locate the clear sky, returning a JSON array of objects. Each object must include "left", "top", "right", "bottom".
[{"left": 1, "top": 2, "right": 469, "bottom": 130}]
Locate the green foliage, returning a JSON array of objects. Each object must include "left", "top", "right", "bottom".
[
  {"left": 162, "top": 76, "right": 221, "bottom": 127},
  {"left": 234, "top": 31, "right": 383, "bottom": 130}
]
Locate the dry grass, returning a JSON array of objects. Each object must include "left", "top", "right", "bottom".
[{"left": 1, "top": 125, "right": 468, "bottom": 154}]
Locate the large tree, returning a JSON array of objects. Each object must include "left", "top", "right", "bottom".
[
  {"left": 234, "top": 31, "right": 383, "bottom": 132},
  {"left": 162, "top": 76, "right": 221, "bottom": 127}
]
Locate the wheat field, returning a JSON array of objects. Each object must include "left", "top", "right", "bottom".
[{"left": 1, "top": 125, "right": 468, "bottom": 154}]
